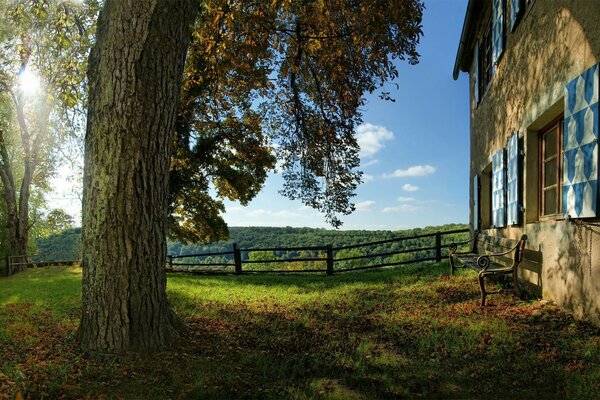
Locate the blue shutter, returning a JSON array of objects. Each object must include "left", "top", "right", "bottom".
[
  {"left": 474, "top": 44, "right": 480, "bottom": 104},
  {"left": 473, "top": 175, "right": 480, "bottom": 230},
  {"left": 492, "top": 0, "right": 505, "bottom": 66},
  {"left": 563, "top": 63, "right": 599, "bottom": 218},
  {"left": 509, "top": 0, "right": 523, "bottom": 32},
  {"left": 506, "top": 132, "right": 520, "bottom": 225},
  {"left": 492, "top": 149, "right": 506, "bottom": 228}
]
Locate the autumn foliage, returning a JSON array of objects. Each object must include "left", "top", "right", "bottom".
[{"left": 169, "top": 0, "right": 425, "bottom": 242}]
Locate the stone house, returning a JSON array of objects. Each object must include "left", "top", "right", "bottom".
[{"left": 453, "top": 0, "right": 600, "bottom": 325}]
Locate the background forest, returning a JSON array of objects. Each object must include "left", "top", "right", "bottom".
[{"left": 28, "top": 223, "right": 469, "bottom": 274}]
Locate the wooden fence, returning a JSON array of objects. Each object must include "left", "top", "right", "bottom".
[
  {"left": 6, "top": 255, "right": 29, "bottom": 276},
  {"left": 5, "top": 256, "right": 79, "bottom": 276},
  {"left": 167, "top": 228, "right": 470, "bottom": 275},
  {"left": 2, "top": 228, "right": 470, "bottom": 277}
]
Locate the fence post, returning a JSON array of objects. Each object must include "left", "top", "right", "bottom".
[
  {"left": 6, "top": 256, "right": 10, "bottom": 276},
  {"left": 435, "top": 231, "right": 442, "bottom": 263},
  {"left": 326, "top": 244, "right": 334, "bottom": 276},
  {"left": 167, "top": 255, "right": 173, "bottom": 271},
  {"left": 233, "top": 243, "right": 242, "bottom": 275}
]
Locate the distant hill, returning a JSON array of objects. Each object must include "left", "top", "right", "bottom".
[{"left": 34, "top": 224, "right": 468, "bottom": 262}]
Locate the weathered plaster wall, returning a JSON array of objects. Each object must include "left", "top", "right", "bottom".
[{"left": 468, "top": 1, "right": 600, "bottom": 325}]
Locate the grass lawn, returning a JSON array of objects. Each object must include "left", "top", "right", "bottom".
[{"left": 0, "top": 263, "right": 599, "bottom": 399}]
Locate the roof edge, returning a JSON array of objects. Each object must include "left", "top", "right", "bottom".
[{"left": 452, "top": 0, "right": 476, "bottom": 80}]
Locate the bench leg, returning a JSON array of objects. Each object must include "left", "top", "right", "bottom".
[
  {"left": 449, "top": 255, "right": 456, "bottom": 275},
  {"left": 478, "top": 272, "right": 487, "bottom": 306},
  {"left": 512, "top": 269, "right": 522, "bottom": 299}
]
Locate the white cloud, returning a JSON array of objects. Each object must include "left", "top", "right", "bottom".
[
  {"left": 362, "top": 174, "right": 374, "bottom": 183},
  {"left": 362, "top": 159, "right": 380, "bottom": 168},
  {"left": 247, "top": 209, "right": 271, "bottom": 217},
  {"left": 246, "top": 209, "right": 301, "bottom": 218},
  {"left": 355, "top": 123, "right": 394, "bottom": 158},
  {"left": 384, "top": 165, "right": 436, "bottom": 178},
  {"left": 355, "top": 200, "right": 375, "bottom": 212},
  {"left": 397, "top": 196, "right": 415, "bottom": 202},
  {"left": 402, "top": 184, "right": 419, "bottom": 192},
  {"left": 382, "top": 204, "right": 419, "bottom": 213},
  {"left": 273, "top": 210, "right": 301, "bottom": 218}
]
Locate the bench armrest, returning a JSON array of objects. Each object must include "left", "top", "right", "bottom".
[
  {"left": 448, "top": 230, "right": 480, "bottom": 255},
  {"left": 476, "top": 234, "right": 528, "bottom": 271},
  {"left": 476, "top": 254, "right": 491, "bottom": 271}
]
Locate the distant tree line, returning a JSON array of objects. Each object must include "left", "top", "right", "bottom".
[{"left": 31, "top": 223, "right": 468, "bottom": 272}]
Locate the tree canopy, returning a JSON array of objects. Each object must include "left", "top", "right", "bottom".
[{"left": 169, "top": 0, "right": 424, "bottom": 243}]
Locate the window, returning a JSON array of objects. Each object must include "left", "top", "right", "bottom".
[
  {"left": 476, "top": 1, "right": 506, "bottom": 105},
  {"left": 539, "top": 117, "right": 562, "bottom": 218},
  {"left": 477, "top": 20, "right": 493, "bottom": 101}
]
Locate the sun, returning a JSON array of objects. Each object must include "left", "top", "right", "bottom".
[{"left": 17, "top": 67, "right": 41, "bottom": 97}]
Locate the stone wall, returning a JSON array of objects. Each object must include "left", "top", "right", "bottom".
[{"left": 467, "top": 1, "right": 600, "bottom": 325}]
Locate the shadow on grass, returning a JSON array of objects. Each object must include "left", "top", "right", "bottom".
[
  {"left": 1, "top": 263, "right": 599, "bottom": 399},
  {"left": 168, "top": 261, "right": 451, "bottom": 290},
  {"left": 164, "top": 274, "right": 600, "bottom": 400}
]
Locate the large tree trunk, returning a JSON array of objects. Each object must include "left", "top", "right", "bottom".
[{"left": 79, "top": 0, "right": 198, "bottom": 353}]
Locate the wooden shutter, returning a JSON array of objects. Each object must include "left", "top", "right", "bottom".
[
  {"left": 473, "top": 175, "right": 480, "bottom": 230},
  {"left": 506, "top": 132, "right": 520, "bottom": 225},
  {"left": 492, "top": 148, "right": 507, "bottom": 228},
  {"left": 474, "top": 44, "right": 480, "bottom": 104},
  {"left": 563, "top": 63, "right": 599, "bottom": 218}
]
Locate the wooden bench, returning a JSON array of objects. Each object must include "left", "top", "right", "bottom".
[{"left": 448, "top": 231, "right": 528, "bottom": 306}]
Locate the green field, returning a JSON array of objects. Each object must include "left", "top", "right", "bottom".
[{"left": 1, "top": 264, "right": 599, "bottom": 399}]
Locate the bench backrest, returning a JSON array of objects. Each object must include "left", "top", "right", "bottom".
[{"left": 474, "top": 234, "right": 528, "bottom": 265}]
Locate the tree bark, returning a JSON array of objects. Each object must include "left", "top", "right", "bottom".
[{"left": 79, "top": 0, "right": 198, "bottom": 353}]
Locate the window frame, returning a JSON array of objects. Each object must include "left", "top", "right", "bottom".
[
  {"left": 538, "top": 115, "right": 563, "bottom": 220},
  {"left": 477, "top": 19, "right": 494, "bottom": 103}
]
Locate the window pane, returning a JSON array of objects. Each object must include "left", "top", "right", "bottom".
[
  {"left": 544, "top": 129, "right": 557, "bottom": 158},
  {"left": 544, "top": 188, "right": 557, "bottom": 215},
  {"left": 544, "top": 158, "right": 557, "bottom": 186}
]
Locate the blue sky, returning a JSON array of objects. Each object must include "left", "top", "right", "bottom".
[
  {"left": 49, "top": 0, "right": 470, "bottom": 231},
  {"left": 222, "top": 0, "right": 470, "bottom": 230}
]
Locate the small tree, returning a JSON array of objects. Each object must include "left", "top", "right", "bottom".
[
  {"left": 0, "top": 0, "right": 96, "bottom": 259},
  {"left": 34, "top": 208, "right": 75, "bottom": 238}
]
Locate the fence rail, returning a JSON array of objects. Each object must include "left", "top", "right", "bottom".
[
  {"left": 5, "top": 257, "right": 79, "bottom": 276},
  {"left": 167, "top": 228, "right": 471, "bottom": 275},
  {"left": 4, "top": 229, "right": 470, "bottom": 277}
]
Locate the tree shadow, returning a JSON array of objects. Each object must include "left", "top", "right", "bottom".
[{"left": 167, "top": 261, "right": 450, "bottom": 292}]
